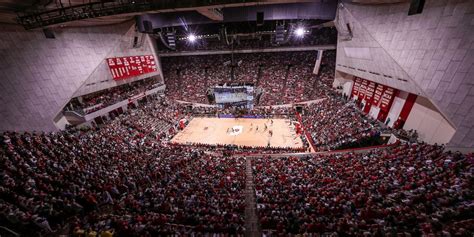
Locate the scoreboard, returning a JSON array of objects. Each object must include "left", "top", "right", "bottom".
[{"left": 213, "top": 85, "right": 254, "bottom": 108}]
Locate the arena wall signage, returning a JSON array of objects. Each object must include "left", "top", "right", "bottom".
[
  {"left": 351, "top": 77, "right": 361, "bottom": 97},
  {"left": 351, "top": 77, "right": 398, "bottom": 114},
  {"left": 107, "top": 55, "right": 157, "bottom": 80}
]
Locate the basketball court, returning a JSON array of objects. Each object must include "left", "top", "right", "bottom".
[{"left": 171, "top": 117, "right": 304, "bottom": 149}]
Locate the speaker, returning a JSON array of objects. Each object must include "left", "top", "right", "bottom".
[
  {"left": 275, "top": 24, "right": 285, "bottom": 44},
  {"left": 408, "top": 0, "right": 425, "bottom": 15},
  {"left": 256, "top": 12, "right": 264, "bottom": 26},
  {"left": 43, "top": 28, "right": 55, "bottom": 39},
  {"left": 142, "top": 20, "right": 153, "bottom": 33},
  {"left": 166, "top": 32, "right": 176, "bottom": 48}
]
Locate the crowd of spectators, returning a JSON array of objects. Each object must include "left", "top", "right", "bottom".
[
  {"left": 186, "top": 105, "right": 296, "bottom": 118},
  {"left": 162, "top": 51, "right": 330, "bottom": 105},
  {"left": 65, "top": 77, "right": 162, "bottom": 114},
  {"left": 302, "top": 97, "right": 382, "bottom": 151},
  {"left": 2, "top": 41, "right": 472, "bottom": 237},
  {"left": 254, "top": 143, "right": 473, "bottom": 236},
  {"left": 1, "top": 97, "right": 246, "bottom": 236},
  {"left": 170, "top": 142, "right": 307, "bottom": 155}
]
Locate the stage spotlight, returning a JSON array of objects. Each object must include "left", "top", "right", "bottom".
[
  {"left": 188, "top": 34, "right": 196, "bottom": 42},
  {"left": 295, "top": 27, "right": 305, "bottom": 37}
]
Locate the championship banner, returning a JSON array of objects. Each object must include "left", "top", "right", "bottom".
[
  {"left": 373, "top": 84, "right": 385, "bottom": 106},
  {"left": 107, "top": 55, "right": 157, "bottom": 80},
  {"left": 380, "top": 87, "right": 396, "bottom": 111},
  {"left": 359, "top": 79, "right": 368, "bottom": 98},
  {"left": 353, "top": 77, "right": 397, "bottom": 112},
  {"left": 365, "top": 81, "right": 376, "bottom": 103},
  {"left": 352, "top": 77, "right": 361, "bottom": 96}
]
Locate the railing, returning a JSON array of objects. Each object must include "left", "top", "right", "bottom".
[
  {"left": 64, "top": 109, "right": 85, "bottom": 116},
  {"left": 159, "top": 45, "right": 337, "bottom": 57},
  {"left": 0, "top": 226, "right": 20, "bottom": 237},
  {"left": 82, "top": 85, "right": 165, "bottom": 121}
]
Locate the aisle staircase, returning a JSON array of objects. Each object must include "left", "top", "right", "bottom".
[
  {"left": 244, "top": 157, "right": 261, "bottom": 237},
  {"left": 255, "top": 65, "right": 263, "bottom": 87},
  {"left": 281, "top": 64, "right": 291, "bottom": 95}
]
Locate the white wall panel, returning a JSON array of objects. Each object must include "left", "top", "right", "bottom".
[
  {"left": 368, "top": 106, "right": 380, "bottom": 120},
  {"left": 336, "top": 0, "right": 474, "bottom": 148},
  {"left": 72, "top": 33, "right": 161, "bottom": 97},
  {"left": 405, "top": 97, "right": 456, "bottom": 145},
  {"left": 386, "top": 95, "right": 405, "bottom": 127},
  {"left": 0, "top": 22, "right": 135, "bottom": 132}
]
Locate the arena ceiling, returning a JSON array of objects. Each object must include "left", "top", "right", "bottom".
[
  {"left": 349, "top": 0, "right": 408, "bottom": 3},
  {"left": 0, "top": 0, "right": 335, "bottom": 29}
]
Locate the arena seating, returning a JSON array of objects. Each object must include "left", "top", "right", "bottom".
[
  {"left": 65, "top": 77, "right": 162, "bottom": 114},
  {"left": 302, "top": 97, "right": 382, "bottom": 151},
  {"left": 162, "top": 51, "right": 332, "bottom": 105},
  {"left": 254, "top": 144, "right": 473, "bottom": 236},
  {"left": 1, "top": 45, "right": 471, "bottom": 236},
  {"left": 0, "top": 98, "right": 246, "bottom": 236}
]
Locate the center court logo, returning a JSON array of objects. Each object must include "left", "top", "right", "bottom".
[{"left": 228, "top": 125, "right": 243, "bottom": 136}]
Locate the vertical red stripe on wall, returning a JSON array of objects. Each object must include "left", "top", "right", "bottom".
[
  {"left": 398, "top": 93, "right": 417, "bottom": 121},
  {"left": 363, "top": 103, "right": 371, "bottom": 113}
]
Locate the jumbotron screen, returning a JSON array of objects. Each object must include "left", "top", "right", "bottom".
[{"left": 214, "top": 86, "right": 253, "bottom": 104}]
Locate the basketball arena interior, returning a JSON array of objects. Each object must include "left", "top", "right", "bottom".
[{"left": 0, "top": 0, "right": 473, "bottom": 236}]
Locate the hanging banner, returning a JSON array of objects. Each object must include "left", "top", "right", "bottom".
[
  {"left": 372, "top": 84, "right": 385, "bottom": 106},
  {"left": 365, "top": 81, "right": 376, "bottom": 103},
  {"left": 352, "top": 77, "right": 361, "bottom": 96},
  {"left": 380, "top": 87, "right": 395, "bottom": 111},
  {"left": 352, "top": 77, "right": 397, "bottom": 112},
  {"left": 107, "top": 55, "right": 157, "bottom": 80},
  {"left": 359, "top": 79, "right": 368, "bottom": 98}
]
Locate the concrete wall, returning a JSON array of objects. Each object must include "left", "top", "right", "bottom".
[
  {"left": 405, "top": 96, "right": 456, "bottom": 145},
  {"left": 73, "top": 29, "right": 161, "bottom": 97},
  {"left": 0, "top": 21, "right": 148, "bottom": 132},
  {"left": 386, "top": 91, "right": 408, "bottom": 127},
  {"left": 335, "top": 4, "right": 426, "bottom": 96},
  {"left": 336, "top": 0, "right": 474, "bottom": 148},
  {"left": 333, "top": 70, "right": 354, "bottom": 96}
]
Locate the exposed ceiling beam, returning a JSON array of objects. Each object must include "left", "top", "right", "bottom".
[
  {"left": 350, "top": 0, "right": 409, "bottom": 4},
  {"left": 15, "top": 0, "right": 317, "bottom": 29},
  {"left": 196, "top": 8, "right": 223, "bottom": 21}
]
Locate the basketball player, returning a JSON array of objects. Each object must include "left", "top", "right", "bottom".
[{"left": 256, "top": 126, "right": 259, "bottom": 131}]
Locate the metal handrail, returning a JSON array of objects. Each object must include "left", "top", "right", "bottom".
[{"left": 0, "top": 226, "right": 20, "bottom": 237}]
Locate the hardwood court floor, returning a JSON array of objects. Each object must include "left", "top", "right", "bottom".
[{"left": 171, "top": 117, "right": 303, "bottom": 149}]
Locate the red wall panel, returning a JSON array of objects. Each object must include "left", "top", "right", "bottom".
[
  {"left": 398, "top": 93, "right": 417, "bottom": 121},
  {"left": 380, "top": 87, "right": 396, "bottom": 112}
]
